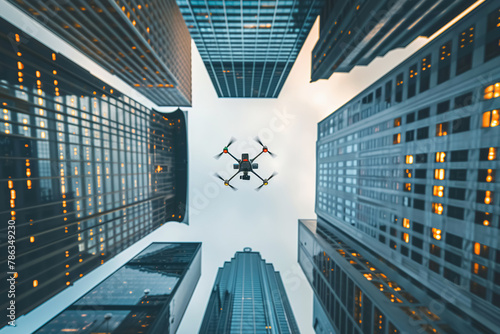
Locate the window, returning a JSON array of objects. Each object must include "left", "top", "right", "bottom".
[
  {"left": 405, "top": 155, "right": 413, "bottom": 164},
  {"left": 437, "top": 100, "right": 450, "bottom": 114},
  {"left": 449, "top": 169, "right": 467, "bottom": 181},
  {"left": 404, "top": 169, "right": 412, "bottom": 178},
  {"left": 452, "top": 117, "right": 470, "bottom": 133},
  {"left": 411, "top": 251, "right": 422, "bottom": 264},
  {"left": 436, "top": 122, "right": 448, "bottom": 136},
  {"left": 395, "top": 73, "right": 404, "bottom": 102},
  {"left": 406, "top": 112, "right": 415, "bottom": 123},
  {"left": 417, "top": 107, "right": 430, "bottom": 120},
  {"left": 413, "top": 199, "right": 425, "bottom": 210},
  {"left": 473, "top": 242, "right": 489, "bottom": 259},
  {"left": 479, "top": 147, "right": 496, "bottom": 161},
  {"left": 385, "top": 80, "right": 392, "bottom": 104},
  {"left": 413, "top": 222, "right": 424, "bottom": 234},
  {"left": 393, "top": 133, "right": 401, "bottom": 144},
  {"left": 408, "top": 64, "right": 418, "bottom": 98},
  {"left": 417, "top": 127, "right": 429, "bottom": 140},
  {"left": 416, "top": 153, "right": 427, "bottom": 163},
  {"left": 404, "top": 183, "right": 411, "bottom": 192},
  {"left": 414, "top": 184, "right": 426, "bottom": 194},
  {"left": 434, "top": 169, "right": 445, "bottom": 180},
  {"left": 447, "top": 205, "right": 464, "bottom": 220},
  {"left": 444, "top": 268, "right": 460, "bottom": 284},
  {"left": 405, "top": 130, "right": 414, "bottom": 142},
  {"left": 445, "top": 251, "right": 462, "bottom": 266},
  {"left": 429, "top": 260, "right": 440, "bottom": 273},
  {"left": 446, "top": 233, "right": 463, "bottom": 249},
  {"left": 477, "top": 169, "right": 495, "bottom": 182},
  {"left": 449, "top": 188, "right": 466, "bottom": 200},
  {"left": 477, "top": 190, "right": 493, "bottom": 205},
  {"left": 401, "top": 245, "right": 409, "bottom": 256},
  {"left": 435, "top": 152, "right": 446, "bottom": 163},
  {"left": 412, "top": 237, "right": 423, "bottom": 249},
  {"left": 420, "top": 54, "right": 431, "bottom": 92},
  {"left": 415, "top": 169, "right": 426, "bottom": 179},
  {"left": 438, "top": 41, "right": 452, "bottom": 84},
  {"left": 475, "top": 211, "right": 491, "bottom": 226},
  {"left": 450, "top": 150, "right": 468, "bottom": 162},
  {"left": 454, "top": 92, "right": 473, "bottom": 109},
  {"left": 430, "top": 243, "right": 441, "bottom": 256},
  {"left": 484, "top": 83, "right": 500, "bottom": 100},
  {"left": 485, "top": 8, "right": 500, "bottom": 62},
  {"left": 482, "top": 110, "right": 499, "bottom": 127},
  {"left": 472, "top": 263, "right": 488, "bottom": 279},
  {"left": 394, "top": 117, "right": 402, "bottom": 127},
  {"left": 456, "top": 25, "right": 475, "bottom": 75},
  {"left": 433, "top": 185, "right": 444, "bottom": 197},
  {"left": 470, "top": 281, "right": 487, "bottom": 299},
  {"left": 432, "top": 202, "right": 443, "bottom": 214}
]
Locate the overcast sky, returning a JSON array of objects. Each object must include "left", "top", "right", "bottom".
[{"left": 0, "top": 1, "right": 428, "bottom": 332}]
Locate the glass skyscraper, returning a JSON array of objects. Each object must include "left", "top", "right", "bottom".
[
  {"left": 311, "top": 0, "right": 477, "bottom": 81},
  {"left": 176, "top": 0, "right": 323, "bottom": 98},
  {"left": 0, "top": 18, "right": 188, "bottom": 326},
  {"left": 34, "top": 242, "right": 202, "bottom": 333},
  {"left": 200, "top": 248, "right": 300, "bottom": 333},
  {"left": 6, "top": 0, "right": 192, "bottom": 106},
  {"left": 304, "top": 1, "right": 500, "bottom": 333}
]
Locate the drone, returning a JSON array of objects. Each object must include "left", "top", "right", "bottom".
[{"left": 214, "top": 137, "right": 277, "bottom": 191}]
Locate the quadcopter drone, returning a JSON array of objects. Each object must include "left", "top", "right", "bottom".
[{"left": 214, "top": 137, "right": 277, "bottom": 191}]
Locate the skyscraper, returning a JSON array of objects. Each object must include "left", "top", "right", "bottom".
[
  {"left": 176, "top": 0, "right": 324, "bottom": 98},
  {"left": 34, "top": 242, "right": 202, "bottom": 333},
  {"left": 306, "top": 1, "right": 500, "bottom": 332},
  {"left": 6, "top": 0, "right": 192, "bottom": 106},
  {"left": 311, "top": 0, "right": 477, "bottom": 81},
  {"left": 200, "top": 248, "right": 300, "bottom": 333},
  {"left": 0, "top": 18, "right": 188, "bottom": 326}
]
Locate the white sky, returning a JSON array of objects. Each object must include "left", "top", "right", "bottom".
[{"left": 0, "top": 0, "right": 428, "bottom": 332}]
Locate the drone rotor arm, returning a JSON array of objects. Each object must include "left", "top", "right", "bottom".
[
  {"left": 251, "top": 171, "right": 265, "bottom": 182},
  {"left": 251, "top": 151, "right": 264, "bottom": 162},
  {"left": 227, "top": 170, "right": 240, "bottom": 182}
]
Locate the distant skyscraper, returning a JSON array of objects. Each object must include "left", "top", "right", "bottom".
[
  {"left": 308, "top": 2, "right": 500, "bottom": 333},
  {"left": 7, "top": 0, "right": 192, "bottom": 106},
  {"left": 34, "top": 242, "right": 202, "bottom": 333},
  {"left": 0, "top": 18, "right": 188, "bottom": 327},
  {"left": 311, "top": 0, "right": 477, "bottom": 81},
  {"left": 176, "top": 0, "right": 324, "bottom": 98},
  {"left": 200, "top": 248, "right": 300, "bottom": 333}
]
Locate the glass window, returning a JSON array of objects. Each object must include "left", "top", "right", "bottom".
[
  {"left": 485, "top": 7, "right": 500, "bottom": 62},
  {"left": 420, "top": 54, "right": 431, "bottom": 92},
  {"left": 408, "top": 64, "right": 418, "bottom": 98},
  {"left": 438, "top": 41, "right": 452, "bottom": 84},
  {"left": 395, "top": 73, "right": 404, "bottom": 102},
  {"left": 456, "top": 25, "right": 475, "bottom": 75}
]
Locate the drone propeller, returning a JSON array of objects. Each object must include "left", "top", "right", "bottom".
[
  {"left": 255, "top": 172, "right": 278, "bottom": 191},
  {"left": 214, "top": 173, "right": 237, "bottom": 191},
  {"left": 214, "top": 137, "right": 237, "bottom": 159},
  {"left": 254, "top": 136, "right": 276, "bottom": 158}
]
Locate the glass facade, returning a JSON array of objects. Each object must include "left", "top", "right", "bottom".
[
  {"left": 0, "top": 18, "right": 188, "bottom": 326},
  {"left": 312, "top": 2, "right": 500, "bottom": 333},
  {"left": 176, "top": 0, "right": 323, "bottom": 98},
  {"left": 35, "top": 242, "right": 202, "bottom": 333},
  {"left": 200, "top": 249, "right": 300, "bottom": 333},
  {"left": 6, "top": 0, "right": 192, "bottom": 106},
  {"left": 311, "top": 0, "right": 476, "bottom": 81}
]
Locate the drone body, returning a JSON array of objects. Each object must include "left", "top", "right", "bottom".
[{"left": 214, "top": 138, "right": 277, "bottom": 191}]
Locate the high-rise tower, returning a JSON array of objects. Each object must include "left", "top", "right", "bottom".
[
  {"left": 200, "top": 248, "right": 300, "bottom": 333},
  {"left": 6, "top": 0, "right": 192, "bottom": 106},
  {"left": 0, "top": 18, "right": 188, "bottom": 326},
  {"left": 176, "top": 0, "right": 323, "bottom": 98}
]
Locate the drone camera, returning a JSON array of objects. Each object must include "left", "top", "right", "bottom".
[{"left": 240, "top": 174, "right": 250, "bottom": 180}]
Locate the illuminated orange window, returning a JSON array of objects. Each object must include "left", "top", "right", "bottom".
[
  {"left": 486, "top": 169, "right": 494, "bottom": 182},
  {"left": 30, "top": 236, "right": 35, "bottom": 243},
  {"left": 393, "top": 133, "right": 401, "bottom": 144},
  {"left": 394, "top": 118, "right": 402, "bottom": 127},
  {"left": 484, "top": 191, "right": 492, "bottom": 204},
  {"left": 435, "top": 152, "right": 446, "bottom": 163},
  {"left": 433, "top": 186, "right": 444, "bottom": 197},
  {"left": 482, "top": 212, "right": 491, "bottom": 226},
  {"left": 402, "top": 233, "right": 409, "bottom": 243},
  {"left": 33, "top": 280, "right": 38, "bottom": 287},
  {"left": 482, "top": 110, "right": 499, "bottom": 127},
  {"left": 431, "top": 228, "right": 442, "bottom": 240},
  {"left": 404, "top": 183, "right": 412, "bottom": 191},
  {"left": 434, "top": 169, "right": 445, "bottom": 180},
  {"left": 405, "top": 169, "right": 412, "bottom": 178},
  {"left": 488, "top": 147, "right": 496, "bottom": 160},
  {"left": 484, "top": 83, "right": 500, "bottom": 100},
  {"left": 432, "top": 203, "right": 444, "bottom": 215},
  {"left": 436, "top": 123, "right": 448, "bottom": 136},
  {"left": 473, "top": 242, "right": 489, "bottom": 258},
  {"left": 403, "top": 218, "right": 410, "bottom": 229},
  {"left": 405, "top": 155, "right": 413, "bottom": 164}
]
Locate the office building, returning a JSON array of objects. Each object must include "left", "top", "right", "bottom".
[
  {"left": 0, "top": 18, "right": 188, "bottom": 326},
  {"left": 35, "top": 242, "right": 201, "bottom": 333},
  {"left": 176, "top": 0, "right": 323, "bottom": 98},
  {"left": 7, "top": 0, "right": 192, "bottom": 106},
  {"left": 310, "top": 1, "right": 500, "bottom": 332},
  {"left": 200, "top": 248, "right": 300, "bottom": 333},
  {"left": 311, "top": 0, "right": 477, "bottom": 81}
]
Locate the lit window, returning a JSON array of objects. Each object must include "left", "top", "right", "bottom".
[
  {"left": 403, "top": 218, "right": 410, "bottom": 229},
  {"left": 435, "top": 152, "right": 446, "bottom": 163},
  {"left": 405, "top": 155, "right": 413, "bottom": 164},
  {"left": 404, "top": 183, "right": 412, "bottom": 191},
  {"left": 402, "top": 233, "right": 409, "bottom": 243},
  {"left": 432, "top": 203, "right": 444, "bottom": 215},
  {"left": 434, "top": 169, "right": 445, "bottom": 180},
  {"left": 482, "top": 110, "right": 499, "bottom": 127},
  {"left": 436, "top": 123, "right": 448, "bottom": 136},
  {"left": 33, "top": 280, "right": 38, "bottom": 287},
  {"left": 484, "top": 191, "right": 492, "bottom": 204},
  {"left": 488, "top": 147, "right": 496, "bottom": 160},
  {"left": 431, "top": 228, "right": 442, "bottom": 240},
  {"left": 473, "top": 242, "right": 489, "bottom": 259},
  {"left": 393, "top": 133, "right": 401, "bottom": 144},
  {"left": 394, "top": 118, "right": 402, "bottom": 127},
  {"left": 433, "top": 186, "right": 444, "bottom": 197},
  {"left": 484, "top": 83, "right": 500, "bottom": 100}
]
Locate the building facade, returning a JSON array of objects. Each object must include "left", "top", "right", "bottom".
[
  {"left": 313, "top": 1, "right": 500, "bottom": 332},
  {"left": 200, "top": 248, "right": 300, "bottom": 333},
  {"left": 7, "top": 0, "right": 192, "bottom": 106},
  {"left": 34, "top": 242, "right": 201, "bottom": 333},
  {"left": 0, "top": 18, "right": 188, "bottom": 326},
  {"left": 176, "top": 0, "right": 323, "bottom": 98},
  {"left": 311, "top": 0, "right": 477, "bottom": 81}
]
